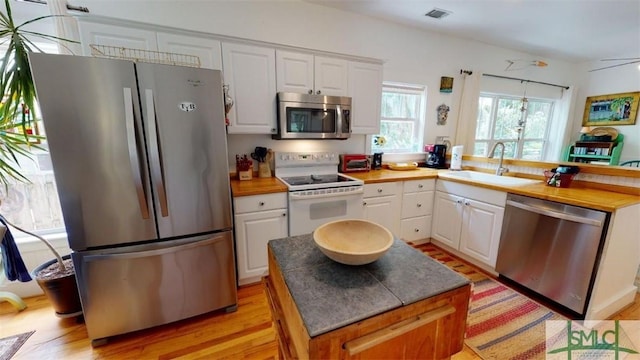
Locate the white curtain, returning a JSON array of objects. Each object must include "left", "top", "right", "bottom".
[
  {"left": 47, "top": 0, "right": 82, "bottom": 55},
  {"left": 454, "top": 71, "right": 481, "bottom": 151},
  {"left": 544, "top": 86, "right": 577, "bottom": 161}
]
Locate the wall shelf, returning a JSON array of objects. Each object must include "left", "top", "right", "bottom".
[{"left": 562, "top": 134, "right": 624, "bottom": 165}]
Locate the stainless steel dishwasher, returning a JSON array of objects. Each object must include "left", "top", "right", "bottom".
[{"left": 495, "top": 194, "right": 609, "bottom": 316}]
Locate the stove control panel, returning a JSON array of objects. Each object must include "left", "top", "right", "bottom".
[{"left": 276, "top": 152, "right": 339, "bottom": 167}]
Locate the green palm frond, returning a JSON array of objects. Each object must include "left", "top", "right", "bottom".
[{"left": 0, "top": 0, "right": 78, "bottom": 186}]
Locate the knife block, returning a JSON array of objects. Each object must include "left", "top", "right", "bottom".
[{"left": 258, "top": 162, "right": 271, "bottom": 178}]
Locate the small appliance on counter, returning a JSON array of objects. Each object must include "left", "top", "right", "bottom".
[
  {"left": 424, "top": 144, "right": 447, "bottom": 169},
  {"left": 339, "top": 154, "right": 370, "bottom": 173},
  {"left": 372, "top": 152, "right": 383, "bottom": 170}
]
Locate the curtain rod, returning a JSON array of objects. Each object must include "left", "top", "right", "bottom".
[{"left": 482, "top": 73, "right": 569, "bottom": 90}]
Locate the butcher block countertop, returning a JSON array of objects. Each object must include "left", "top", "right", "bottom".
[{"left": 230, "top": 168, "right": 640, "bottom": 212}]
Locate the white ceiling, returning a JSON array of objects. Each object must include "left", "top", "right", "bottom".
[{"left": 304, "top": 0, "right": 640, "bottom": 64}]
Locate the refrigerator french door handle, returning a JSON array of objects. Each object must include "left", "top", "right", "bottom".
[
  {"left": 145, "top": 89, "right": 169, "bottom": 217},
  {"left": 123, "top": 88, "right": 150, "bottom": 219}
]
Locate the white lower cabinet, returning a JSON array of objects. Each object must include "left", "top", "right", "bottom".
[
  {"left": 233, "top": 193, "right": 288, "bottom": 285},
  {"left": 400, "top": 179, "right": 434, "bottom": 243},
  {"left": 362, "top": 182, "right": 402, "bottom": 236},
  {"left": 432, "top": 181, "right": 505, "bottom": 268}
]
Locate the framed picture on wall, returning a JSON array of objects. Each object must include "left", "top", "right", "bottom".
[{"left": 582, "top": 91, "right": 640, "bottom": 126}]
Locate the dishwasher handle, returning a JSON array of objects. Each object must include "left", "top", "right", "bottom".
[{"left": 506, "top": 199, "right": 603, "bottom": 227}]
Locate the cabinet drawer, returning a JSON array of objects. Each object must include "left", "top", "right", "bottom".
[
  {"left": 364, "top": 182, "right": 401, "bottom": 198},
  {"left": 234, "top": 193, "right": 287, "bottom": 214},
  {"left": 400, "top": 216, "right": 432, "bottom": 242},
  {"left": 401, "top": 191, "right": 434, "bottom": 218},
  {"left": 403, "top": 179, "right": 435, "bottom": 193}
]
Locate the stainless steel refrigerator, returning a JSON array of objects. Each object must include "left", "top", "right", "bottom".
[{"left": 29, "top": 53, "right": 237, "bottom": 345}]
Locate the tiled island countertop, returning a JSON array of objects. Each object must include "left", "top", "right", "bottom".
[{"left": 267, "top": 235, "right": 470, "bottom": 337}]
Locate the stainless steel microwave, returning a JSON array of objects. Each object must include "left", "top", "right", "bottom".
[{"left": 273, "top": 92, "right": 351, "bottom": 140}]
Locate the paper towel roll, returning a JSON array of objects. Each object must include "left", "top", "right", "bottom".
[{"left": 450, "top": 145, "right": 463, "bottom": 170}]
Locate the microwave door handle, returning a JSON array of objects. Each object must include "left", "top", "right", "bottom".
[
  {"left": 145, "top": 89, "right": 169, "bottom": 217},
  {"left": 123, "top": 88, "right": 150, "bottom": 219}
]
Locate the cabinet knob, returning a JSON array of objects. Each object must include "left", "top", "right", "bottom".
[
  {"left": 259, "top": 201, "right": 265, "bottom": 206},
  {"left": 282, "top": 213, "right": 286, "bottom": 217},
  {"left": 316, "top": 90, "right": 321, "bottom": 95},
  {"left": 362, "top": 201, "right": 367, "bottom": 206},
  {"left": 417, "top": 203, "right": 422, "bottom": 207},
  {"left": 308, "top": 89, "right": 313, "bottom": 94},
  {"left": 465, "top": 201, "right": 470, "bottom": 206},
  {"left": 414, "top": 228, "right": 420, "bottom": 232},
  {"left": 418, "top": 184, "right": 423, "bottom": 188},
  {"left": 457, "top": 200, "right": 462, "bottom": 204},
  {"left": 271, "top": 128, "right": 276, "bottom": 133},
  {"left": 377, "top": 188, "right": 383, "bottom": 193}
]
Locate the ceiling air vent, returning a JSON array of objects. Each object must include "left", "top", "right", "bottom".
[{"left": 425, "top": 8, "right": 452, "bottom": 19}]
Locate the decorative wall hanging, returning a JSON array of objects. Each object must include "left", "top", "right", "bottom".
[
  {"left": 436, "top": 104, "right": 450, "bottom": 125},
  {"left": 582, "top": 91, "right": 639, "bottom": 126},
  {"left": 440, "top": 77, "right": 453, "bottom": 93}
]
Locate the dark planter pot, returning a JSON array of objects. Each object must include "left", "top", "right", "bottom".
[{"left": 32, "top": 254, "right": 83, "bottom": 318}]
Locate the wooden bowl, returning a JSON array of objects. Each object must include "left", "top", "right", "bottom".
[{"left": 313, "top": 219, "right": 394, "bottom": 265}]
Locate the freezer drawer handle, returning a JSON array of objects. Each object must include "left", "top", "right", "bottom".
[
  {"left": 506, "top": 200, "right": 603, "bottom": 226},
  {"left": 82, "top": 235, "right": 224, "bottom": 261},
  {"left": 145, "top": 89, "right": 169, "bottom": 217},
  {"left": 123, "top": 87, "right": 150, "bottom": 219}
]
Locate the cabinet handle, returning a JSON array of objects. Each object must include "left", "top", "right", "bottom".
[
  {"left": 465, "top": 201, "right": 470, "bottom": 206},
  {"left": 418, "top": 184, "right": 423, "bottom": 188},
  {"left": 282, "top": 213, "right": 286, "bottom": 217},
  {"left": 414, "top": 228, "right": 420, "bottom": 232},
  {"left": 259, "top": 201, "right": 265, "bottom": 206},
  {"left": 377, "top": 188, "right": 383, "bottom": 193},
  {"left": 316, "top": 90, "right": 321, "bottom": 95},
  {"left": 308, "top": 89, "right": 313, "bottom": 94},
  {"left": 271, "top": 128, "right": 276, "bottom": 133},
  {"left": 417, "top": 203, "right": 422, "bottom": 208},
  {"left": 363, "top": 201, "right": 367, "bottom": 206},
  {"left": 456, "top": 200, "right": 462, "bottom": 204}
]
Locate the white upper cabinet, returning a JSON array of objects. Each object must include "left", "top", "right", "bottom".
[
  {"left": 156, "top": 33, "right": 222, "bottom": 70},
  {"left": 222, "top": 43, "right": 277, "bottom": 134},
  {"left": 276, "top": 50, "right": 348, "bottom": 96},
  {"left": 77, "top": 21, "right": 158, "bottom": 56},
  {"left": 349, "top": 61, "right": 383, "bottom": 134}
]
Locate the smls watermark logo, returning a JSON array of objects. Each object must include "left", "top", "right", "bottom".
[{"left": 546, "top": 320, "right": 640, "bottom": 359}]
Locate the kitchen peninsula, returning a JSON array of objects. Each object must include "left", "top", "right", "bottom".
[{"left": 264, "top": 235, "right": 471, "bottom": 359}]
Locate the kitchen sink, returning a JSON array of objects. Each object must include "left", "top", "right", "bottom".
[{"left": 438, "top": 170, "right": 541, "bottom": 186}]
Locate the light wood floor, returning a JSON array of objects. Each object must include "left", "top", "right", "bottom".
[{"left": 1, "top": 247, "right": 638, "bottom": 359}]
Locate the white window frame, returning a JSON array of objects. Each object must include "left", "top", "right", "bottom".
[
  {"left": 474, "top": 92, "right": 554, "bottom": 160},
  {"left": 368, "top": 82, "right": 426, "bottom": 157}
]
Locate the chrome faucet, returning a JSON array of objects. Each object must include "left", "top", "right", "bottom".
[{"left": 488, "top": 142, "right": 509, "bottom": 176}]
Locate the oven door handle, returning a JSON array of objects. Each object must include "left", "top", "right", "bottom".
[
  {"left": 289, "top": 187, "right": 364, "bottom": 200},
  {"left": 506, "top": 200, "right": 603, "bottom": 226}
]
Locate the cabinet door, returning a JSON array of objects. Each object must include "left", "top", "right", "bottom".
[
  {"left": 400, "top": 216, "right": 431, "bottom": 243},
  {"left": 349, "top": 61, "right": 383, "bottom": 134},
  {"left": 235, "top": 209, "right": 288, "bottom": 285},
  {"left": 362, "top": 195, "right": 401, "bottom": 236},
  {"left": 157, "top": 33, "right": 222, "bottom": 70},
  {"left": 222, "top": 43, "right": 277, "bottom": 134},
  {"left": 314, "top": 56, "right": 348, "bottom": 96},
  {"left": 431, "top": 191, "right": 463, "bottom": 248},
  {"left": 77, "top": 21, "right": 158, "bottom": 56},
  {"left": 459, "top": 198, "right": 504, "bottom": 268},
  {"left": 276, "top": 50, "right": 314, "bottom": 94}
]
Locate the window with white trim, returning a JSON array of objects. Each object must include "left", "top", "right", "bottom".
[
  {"left": 474, "top": 93, "right": 554, "bottom": 160},
  {"left": 371, "top": 83, "right": 426, "bottom": 153},
  {"left": 0, "top": 43, "right": 64, "bottom": 236}
]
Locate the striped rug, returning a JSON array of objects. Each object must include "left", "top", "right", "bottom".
[{"left": 415, "top": 243, "right": 566, "bottom": 360}]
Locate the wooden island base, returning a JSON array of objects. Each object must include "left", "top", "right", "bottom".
[{"left": 265, "top": 249, "right": 471, "bottom": 360}]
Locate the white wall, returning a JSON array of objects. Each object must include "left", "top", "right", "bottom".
[{"left": 574, "top": 61, "right": 640, "bottom": 163}]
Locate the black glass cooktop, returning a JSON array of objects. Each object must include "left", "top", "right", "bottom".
[{"left": 281, "top": 174, "right": 356, "bottom": 186}]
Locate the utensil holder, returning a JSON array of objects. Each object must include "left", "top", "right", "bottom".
[
  {"left": 238, "top": 170, "right": 252, "bottom": 181},
  {"left": 258, "top": 163, "right": 271, "bottom": 178}
]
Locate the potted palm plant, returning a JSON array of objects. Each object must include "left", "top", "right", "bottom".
[{"left": 0, "top": 0, "right": 81, "bottom": 317}]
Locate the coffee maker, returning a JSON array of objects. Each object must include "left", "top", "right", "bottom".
[{"left": 425, "top": 144, "right": 447, "bottom": 169}]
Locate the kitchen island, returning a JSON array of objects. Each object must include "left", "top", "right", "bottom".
[{"left": 264, "top": 234, "right": 471, "bottom": 359}]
